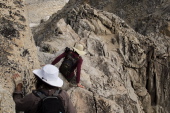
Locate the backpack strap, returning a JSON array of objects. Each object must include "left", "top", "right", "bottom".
[
  {"left": 32, "top": 90, "right": 47, "bottom": 99},
  {"left": 67, "top": 51, "right": 81, "bottom": 60},
  {"left": 33, "top": 90, "right": 62, "bottom": 98},
  {"left": 53, "top": 89, "right": 61, "bottom": 96}
]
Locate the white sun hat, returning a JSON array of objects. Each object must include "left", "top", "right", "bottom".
[
  {"left": 72, "top": 44, "right": 86, "bottom": 56},
  {"left": 33, "top": 64, "right": 63, "bottom": 87}
]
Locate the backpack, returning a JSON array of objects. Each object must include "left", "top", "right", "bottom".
[
  {"left": 59, "top": 47, "right": 80, "bottom": 81},
  {"left": 33, "top": 89, "right": 65, "bottom": 113}
]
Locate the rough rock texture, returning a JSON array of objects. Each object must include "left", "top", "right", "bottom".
[
  {"left": 62, "top": 0, "right": 170, "bottom": 37},
  {"left": 1, "top": 0, "right": 170, "bottom": 113},
  {"left": 32, "top": 3, "right": 170, "bottom": 113},
  {"left": 0, "top": 0, "right": 40, "bottom": 112}
]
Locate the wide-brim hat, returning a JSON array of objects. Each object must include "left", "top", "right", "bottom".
[
  {"left": 33, "top": 64, "right": 63, "bottom": 87},
  {"left": 73, "top": 44, "right": 86, "bottom": 56}
]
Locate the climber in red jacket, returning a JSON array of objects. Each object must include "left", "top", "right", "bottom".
[{"left": 52, "top": 44, "right": 86, "bottom": 88}]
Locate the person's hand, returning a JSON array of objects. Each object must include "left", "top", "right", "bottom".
[
  {"left": 12, "top": 74, "right": 23, "bottom": 91},
  {"left": 16, "top": 83, "right": 23, "bottom": 92},
  {"left": 77, "top": 83, "right": 85, "bottom": 88}
]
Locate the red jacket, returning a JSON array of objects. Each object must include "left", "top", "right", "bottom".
[{"left": 52, "top": 51, "right": 83, "bottom": 83}]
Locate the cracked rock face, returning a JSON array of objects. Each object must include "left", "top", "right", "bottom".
[
  {"left": 65, "top": 0, "right": 170, "bottom": 37},
  {"left": 0, "top": 0, "right": 39, "bottom": 112},
  {"left": 33, "top": 3, "right": 170, "bottom": 113}
]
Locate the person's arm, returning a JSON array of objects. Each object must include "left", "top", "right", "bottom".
[
  {"left": 13, "top": 91, "right": 35, "bottom": 111},
  {"left": 12, "top": 74, "right": 35, "bottom": 111},
  {"left": 51, "top": 52, "right": 67, "bottom": 65},
  {"left": 76, "top": 58, "right": 84, "bottom": 88}
]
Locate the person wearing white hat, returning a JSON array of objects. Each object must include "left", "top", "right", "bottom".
[
  {"left": 33, "top": 64, "right": 63, "bottom": 87},
  {"left": 12, "top": 64, "right": 77, "bottom": 113},
  {"left": 51, "top": 43, "right": 86, "bottom": 88}
]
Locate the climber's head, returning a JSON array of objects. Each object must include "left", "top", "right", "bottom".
[
  {"left": 33, "top": 64, "right": 63, "bottom": 89},
  {"left": 73, "top": 43, "right": 86, "bottom": 56}
]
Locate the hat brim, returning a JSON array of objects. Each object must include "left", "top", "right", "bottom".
[
  {"left": 73, "top": 47, "right": 86, "bottom": 56},
  {"left": 33, "top": 69, "right": 63, "bottom": 87}
]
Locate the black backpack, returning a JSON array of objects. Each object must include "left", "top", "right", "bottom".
[
  {"left": 59, "top": 47, "right": 80, "bottom": 80},
  {"left": 33, "top": 89, "right": 65, "bottom": 113}
]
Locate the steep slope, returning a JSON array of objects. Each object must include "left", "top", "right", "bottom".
[
  {"left": 33, "top": 4, "right": 170, "bottom": 113},
  {"left": 62, "top": 0, "right": 170, "bottom": 37},
  {"left": 0, "top": 0, "right": 40, "bottom": 112},
  {"left": 103, "top": 0, "right": 170, "bottom": 36}
]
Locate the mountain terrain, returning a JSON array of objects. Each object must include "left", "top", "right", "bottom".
[
  {"left": 0, "top": 0, "right": 170, "bottom": 113},
  {"left": 65, "top": 0, "right": 170, "bottom": 37}
]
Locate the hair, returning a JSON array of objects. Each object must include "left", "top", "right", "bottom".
[{"left": 34, "top": 75, "right": 58, "bottom": 90}]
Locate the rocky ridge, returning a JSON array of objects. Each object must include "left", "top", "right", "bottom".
[
  {"left": 39, "top": 0, "right": 170, "bottom": 39},
  {"left": 61, "top": 0, "right": 170, "bottom": 37},
  {"left": 0, "top": 0, "right": 170, "bottom": 113},
  {"left": 33, "top": 3, "right": 170, "bottom": 113}
]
